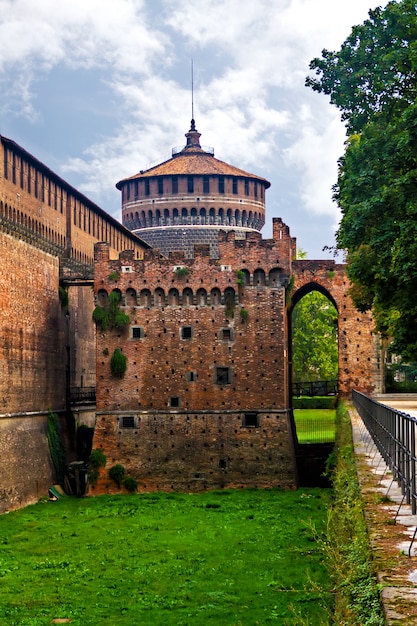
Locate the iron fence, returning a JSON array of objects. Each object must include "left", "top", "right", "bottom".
[
  {"left": 69, "top": 386, "right": 96, "bottom": 404},
  {"left": 292, "top": 380, "right": 338, "bottom": 397},
  {"left": 352, "top": 389, "right": 417, "bottom": 517}
]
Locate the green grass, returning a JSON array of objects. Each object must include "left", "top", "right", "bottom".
[
  {"left": 294, "top": 409, "right": 336, "bottom": 443},
  {"left": 0, "top": 489, "right": 333, "bottom": 625}
]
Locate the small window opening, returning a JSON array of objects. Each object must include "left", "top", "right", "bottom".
[
  {"left": 181, "top": 326, "right": 193, "bottom": 339},
  {"left": 221, "top": 328, "right": 233, "bottom": 341},
  {"left": 215, "top": 367, "right": 231, "bottom": 385},
  {"left": 131, "top": 326, "right": 144, "bottom": 339},
  {"left": 187, "top": 371, "right": 197, "bottom": 382},
  {"left": 121, "top": 416, "right": 135, "bottom": 429},
  {"left": 170, "top": 397, "right": 180, "bottom": 407},
  {"left": 242, "top": 412, "right": 259, "bottom": 428},
  {"left": 219, "top": 458, "right": 228, "bottom": 470}
]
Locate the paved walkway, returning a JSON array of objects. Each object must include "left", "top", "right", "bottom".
[{"left": 351, "top": 403, "right": 417, "bottom": 624}]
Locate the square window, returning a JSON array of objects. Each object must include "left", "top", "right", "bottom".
[
  {"left": 131, "top": 326, "right": 144, "bottom": 339},
  {"left": 242, "top": 412, "right": 259, "bottom": 428},
  {"left": 121, "top": 415, "right": 135, "bottom": 428},
  {"left": 221, "top": 328, "right": 233, "bottom": 341},
  {"left": 215, "top": 367, "right": 231, "bottom": 385},
  {"left": 170, "top": 397, "right": 180, "bottom": 407},
  {"left": 181, "top": 326, "right": 193, "bottom": 340}
]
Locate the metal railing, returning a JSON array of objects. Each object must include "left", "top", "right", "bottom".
[
  {"left": 292, "top": 380, "right": 338, "bottom": 397},
  {"left": 352, "top": 389, "right": 417, "bottom": 517},
  {"left": 69, "top": 386, "right": 96, "bottom": 404}
]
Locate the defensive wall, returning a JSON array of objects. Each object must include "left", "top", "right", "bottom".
[{"left": 0, "top": 136, "right": 148, "bottom": 513}]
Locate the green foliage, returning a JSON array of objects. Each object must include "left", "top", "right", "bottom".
[
  {"left": 236, "top": 269, "right": 245, "bottom": 286},
  {"left": 93, "top": 290, "right": 130, "bottom": 333},
  {"left": 239, "top": 307, "right": 248, "bottom": 322},
  {"left": 293, "top": 396, "right": 338, "bottom": 409},
  {"left": 108, "top": 271, "right": 119, "bottom": 282},
  {"left": 110, "top": 348, "right": 127, "bottom": 378},
  {"left": 292, "top": 291, "right": 338, "bottom": 383},
  {"left": 58, "top": 286, "right": 69, "bottom": 308},
  {"left": 108, "top": 464, "right": 126, "bottom": 488},
  {"left": 306, "top": 0, "right": 417, "bottom": 360},
  {"left": 174, "top": 266, "right": 189, "bottom": 278},
  {"left": 89, "top": 448, "right": 106, "bottom": 486},
  {"left": 123, "top": 476, "right": 138, "bottom": 492},
  {"left": 293, "top": 409, "right": 336, "bottom": 443},
  {"left": 322, "top": 403, "right": 384, "bottom": 624},
  {"left": 47, "top": 411, "right": 66, "bottom": 484},
  {"left": 0, "top": 489, "right": 332, "bottom": 624}
]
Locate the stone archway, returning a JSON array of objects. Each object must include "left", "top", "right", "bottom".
[{"left": 291, "top": 260, "right": 382, "bottom": 397}]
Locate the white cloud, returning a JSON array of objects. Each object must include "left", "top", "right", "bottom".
[{"left": 0, "top": 0, "right": 381, "bottom": 257}]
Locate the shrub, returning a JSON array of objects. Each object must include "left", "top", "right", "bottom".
[
  {"left": 240, "top": 307, "right": 249, "bottom": 322},
  {"left": 89, "top": 448, "right": 107, "bottom": 487},
  {"left": 108, "top": 271, "right": 119, "bottom": 282},
  {"left": 109, "top": 464, "right": 126, "bottom": 488},
  {"left": 59, "top": 286, "right": 69, "bottom": 308},
  {"left": 92, "top": 305, "right": 110, "bottom": 331},
  {"left": 110, "top": 348, "right": 127, "bottom": 378},
  {"left": 174, "top": 267, "right": 189, "bottom": 278},
  {"left": 124, "top": 476, "right": 138, "bottom": 493},
  {"left": 293, "top": 396, "right": 337, "bottom": 409},
  {"left": 93, "top": 290, "right": 130, "bottom": 332}
]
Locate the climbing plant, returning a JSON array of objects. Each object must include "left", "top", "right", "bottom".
[
  {"left": 93, "top": 290, "right": 130, "bottom": 332},
  {"left": 110, "top": 348, "right": 127, "bottom": 378},
  {"left": 47, "top": 411, "right": 66, "bottom": 484}
]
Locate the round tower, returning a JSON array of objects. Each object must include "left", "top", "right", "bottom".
[{"left": 116, "top": 120, "right": 271, "bottom": 258}]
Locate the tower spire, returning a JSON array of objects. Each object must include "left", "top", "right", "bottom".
[{"left": 191, "top": 59, "right": 195, "bottom": 131}]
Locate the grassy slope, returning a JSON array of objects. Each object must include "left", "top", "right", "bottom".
[
  {"left": 294, "top": 409, "right": 336, "bottom": 443},
  {"left": 0, "top": 489, "right": 332, "bottom": 626}
]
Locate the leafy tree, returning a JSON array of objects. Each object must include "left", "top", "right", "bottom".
[
  {"left": 306, "top": 0, "right": 417, "bottom": 360},
  {"left": 291, "top": 291, "right": 338, "bottom": 382}
]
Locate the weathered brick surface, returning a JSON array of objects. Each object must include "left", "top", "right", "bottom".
[{"left": 292, "top": 260, "right": 378, "bottom": 396}]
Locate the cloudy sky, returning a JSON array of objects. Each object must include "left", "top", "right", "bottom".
[{"left": 0, "top": 0, "right": 381, "bottom": 258}]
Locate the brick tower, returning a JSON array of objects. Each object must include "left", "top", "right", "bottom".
[{"left": 117, "top": 119, "right": 270, "bottom": 258}]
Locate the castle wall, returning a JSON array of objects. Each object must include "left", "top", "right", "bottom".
[{"left": 91, "top": 223, "right": 298, "bottom": 493}]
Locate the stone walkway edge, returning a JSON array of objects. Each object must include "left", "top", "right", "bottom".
[{"left": 351, "top": 408, "right": 417, "bottom": 624}]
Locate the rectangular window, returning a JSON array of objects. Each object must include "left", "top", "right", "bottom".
[
  {"left": 181, "top": 326, "right": 193, "bottom": 340},
  {"left": 221, "top": 328, "right": 233, "bottom": 341},
  {"left": 187, "top": 176, "right": 194, "bottom": 193},
  {"left": 172, "top": 176, "right": 178, "bottom": 194},
  {"left": 254, "top": 182, "right": 258, "bottom": 198},
  {"left": 12, "top": 153, "right": 16, "bottom": 184},
  {"left": 145, "top": 179, "right": 150, "bottom": 196},
  {"left": 170, "top": 397, "right": 180, "bottom": 407},
  {"left": 134, "top": 180, "right": 139, "bottom": 199},
  {"left": 203, "top": 176, "right": 210, "bottom": 194},
  {"left": 20, "top": 160, "right": 24, "bottom": 189},
  {"left": 215, "top": 366, "right": 231, "bottom": 385},
  {"left": 186, "top": 371, "right": 197, "bottom": 382},
  {"left": 158, "top": 178, "right": 163, "bottom": 195},
  {"left": 27, "top": 165, "right": 31, "bottom": 193},
  {"left": 232, "top": 177, "right": 238, "bottom": 194},
  {"left": 121, "top": 415, "right": 135, "bottom": 429},
  {"left": 242, "top": 412, "right": 259, "bottom": 428},
  {"left": 218, "top": 176, "right": 225, "bottom": 194},
  {"left": 3, "top": 147, "right": 8, "bottom": 179},
  {"left": 131, "top": 326, "right": 144, "bottom": 339}
]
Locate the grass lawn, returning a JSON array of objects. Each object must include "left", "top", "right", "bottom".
[
  {"left": 294, "top": 409, "right": 336, "bottom": 444},
  {"left": 0, "top": 489, "right": 332, "bottom": 625}
]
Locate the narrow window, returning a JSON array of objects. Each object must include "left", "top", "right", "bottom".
[
  {"left": 242, "top": 412, "right": 259, "bottom": 428},
  {"left": 187, "top": 176, "right": 194, "bottom": 193},
  {"left": 131, "top": 326, "right": 144, "bottom": 339},
  {"left": 181, "top": 326, "right": 193, "bottom": 340},
  {"left": 215, "top": 367, "right": 231, "bottom": 385},
  {"left": 158, "top": 178, "right": 163, "bottom": 195},
  {"left": 232, "top": 177, "right": 238, "bottom": 194},
  {"left": 219, "top": 459, "right": 228, "bottom": 470},
  {"left": 254, "top": 182, "right": 258, "bottom": 198},
  {"left": 145, "top": 179, "right": 150, "bottom": 196},
  {"left": 218, "top": 176, "right": 225, "bottom": 194},
  {"left": 203, "top": 176, "right": 210, "bottom": 194},
  {"left": 244, "top": 179, "right": 249, "bottom": 195},
  {"left": 170, "top": 397, "right": 180, "bottom": 407},
  {"left": 121, "top": 415, "right": 135, "bottom": 429},
  {"left": 186, "top": 371, "right": 197, "bottom": 382},
  {"left": 172, "top": 176, "right": 178, "bottom": 194}
]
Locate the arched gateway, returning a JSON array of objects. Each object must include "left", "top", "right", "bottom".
[{"left": 291, "top": 260, "right": 382, "bottom": 398}]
